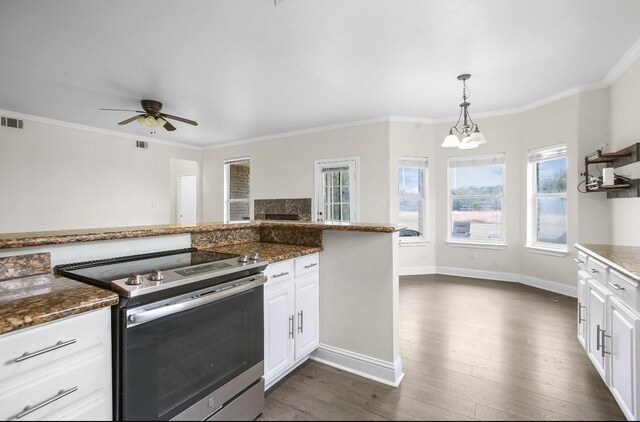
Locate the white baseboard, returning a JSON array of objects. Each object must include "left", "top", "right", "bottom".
[
  {"left": 403, "top": 266, "right": 577, "bottom": 298},
  {"left": 265, "top": 356, "right": 310, "bottom": 391},
  {"left": 310, "top": 344, "right": 404, "bottom": 387},
  {"left": 398, "top": 266, "right": 436, "bottom": 276}
]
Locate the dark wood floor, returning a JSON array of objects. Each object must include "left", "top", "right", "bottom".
[{"left": 260, "top": 275, "right": 625, "bottom": 421}]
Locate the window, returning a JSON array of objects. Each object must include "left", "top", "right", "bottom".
[
  {"left": 315, "top": 158, "right": 358, "bottom": 223},
  {"left": 224, "top": 157, "right": 250, "bottom": 221},
  {"left": 527, "top": 144, "right": 567, "bottom": 251},
  {"left": 398, "top": 157, "right": 428, "bottom": 241},
  {"left": 448, "top": 154, "right": 506, "bottom": 244}
]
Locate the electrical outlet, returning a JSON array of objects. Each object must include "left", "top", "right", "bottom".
[
  {"left": 470, "top": 251, "right": 477, "bottom": 260},
  {"left": 151, "top": 202, "right": 158, "bottom": 209}
]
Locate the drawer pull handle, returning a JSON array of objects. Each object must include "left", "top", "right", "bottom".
[
  {"left": 588, "top": 268, "right": 599, "bottom": 274},
  {"left": 574, "top": 258, "right": 584, "bottom": 264},
  {"left": 272, "top": 272, "right": 290, "bottom": 278},
  {"left": 289, "top": 315, "right": 294, "bottom": 339},
  {"left": 596, "top": 325, "right": 602, "bottom": 351},
  {"left": 15, "top": 339, "right": 77, "bottom": 363},
  {"left": 578, "top": 302, "right": 586, "bottom": 323},
  {"left": 16, "top": 387, "right": 78, "bottom": 419},
  {"left": 601, "top": 329, "right": 611, "bottom": 358},
  {"left": 303, "top": 263, "right": 318, "bottom": 269},
  {"left": 608, "top": 283, "right": 625, "bottom": 291},
  {"left": 298, "top": 310, "right": 304, "bottom": 334}
]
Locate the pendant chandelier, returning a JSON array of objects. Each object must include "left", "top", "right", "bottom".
[{"left": 441, "top": 74, "right": 487, "bottom": 149}]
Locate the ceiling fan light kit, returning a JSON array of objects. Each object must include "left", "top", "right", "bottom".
[
  {"left": 100, "top": 99, "right": 198, "bottom": 134},
  {"left": 441, "top": 74, "right": 487, "bottom": 149}
]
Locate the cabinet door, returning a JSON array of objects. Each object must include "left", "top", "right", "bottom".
[
  {"left": 577, "top": 272, "right": 588, "bottom": 350},
  {"left": 264, "top": 280, "right": 295, "bottom": 383},
  {"left": 587, "top": 279, "right": 608, "bottom": 380},
  {"left": 608, "top": 297, "right": 639, "bottom": 421},
  {"left": 294, "top": 273, "right": 320, "bottom": 361}
]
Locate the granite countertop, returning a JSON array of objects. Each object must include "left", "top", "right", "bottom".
[
  {"left": 576, "top": 243, "right": 640, "bottom": 281},
  {"left": 0, "top": 221, "right": 405, "bottom": 249},
  {"left": 0, "top": 273, "right": 119, "bottom": 335},
  {"left": 205, "top": 242, "right": 323, "bottom": 263}
]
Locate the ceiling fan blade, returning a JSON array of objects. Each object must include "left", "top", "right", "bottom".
[
  {"left": 101, "top": 108, "right": 145, "bottom": 113},
  {"left": 160, "top": 113, "right": 198, "bottom": 126},
  {"left": 118, "top": 115, "right": 141, "bottom": 125},
  {"left": 162, "top": 120, "right": 177, "bottom": 131}
]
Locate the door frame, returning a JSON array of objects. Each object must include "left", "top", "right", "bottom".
[
  {"left": 176, "top": 174, "right": 198, "bottom": 224},
  {"left": 314, "top": 156, "right": 360, "bottom": 223}
]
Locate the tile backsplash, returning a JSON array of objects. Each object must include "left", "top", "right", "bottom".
[{"left": 254, "top": 198, "right": 312, "bottom": 221}]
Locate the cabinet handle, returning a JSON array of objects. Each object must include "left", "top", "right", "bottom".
[
  {"left": 298, "top": 310, "right": 304, "bottom": 334},
  {"left": 289, "top": 315, "right": 294, "bottom": 339},
  {"left": 588, "top": 268, "right": 599, "bottom": 274},
  {"left": 16, "top": 387, "right": 78, "bottom": 419},
  {"left": 574, "top": 258, "right": 584, "bottom": 264},
  {"left": 596, "top": 325, "right": 602, "bottom": 351},
  {"left": 272, "top": 272, "right": 289, "bottom": 279},
  {"left": 578, "top": 302, "right": 586, "bottom": 323},
  {"left": 601, "top": 329, "right": 611, "bottom": 358},
  {"left": 608, "top": 283, "right": 625, "bottom": 291},
  {"left": 303, "top": 263, "right": 318, "bottom": 269},
  {"left": 14, "top": 339, "right": 77, "bottom": 363}
]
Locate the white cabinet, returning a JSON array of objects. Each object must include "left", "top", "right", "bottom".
[
  {"left": 263, "top": 253, "right": 320, "bottom": 389},
  {"left": 264, "top": 278, "right": 295, "bottom": 381},
  {"left": 577, "top": 272, "right": 588, "bottom": 349},
  {"left": 0, "top": 308, "right": 112, "bottom": 421},
  {"left": 576, "top": 248, "right": 640, "bottom": 421},
  {"left": 608, "top": 297, "right": 639, "bottom": 421},
  {"left": 587, "top": 278, "right": 609, "bottom": 379},
  {"left": 294, "top": 272, "right": 320, "bottom": 361}
]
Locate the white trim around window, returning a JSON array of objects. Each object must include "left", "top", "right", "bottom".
[
  {"left": 224, "top": 156, "right": 250, "bottom": 222},
  {"left": 446, "top": 153, "right": 507, "bottom": 246},
  {"left": 314, "top": 157, "right": 360, "bottom": 223},
  {"left": 526, "top": 144, "right": 568, "bottom": 254}
]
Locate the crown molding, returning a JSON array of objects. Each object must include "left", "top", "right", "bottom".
[
  {"left": 204, "top": 116, "right": 393, "bottom": 150},
  {"left": 0, "top": 108, "right": 203, "bottom": 151},
  {"left": 603, "top": 36, "right": 640, "bottom": 85}
]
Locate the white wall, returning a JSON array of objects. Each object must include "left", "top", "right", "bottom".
[
  {"left": 202, "top": 122, "right": 391, "bottom": 223},
  {"left": 0, "top": 120, "right": 201, "bottom": 233},
  {"left": 609, "top": 56, "right": 640, "bottom": 246}
]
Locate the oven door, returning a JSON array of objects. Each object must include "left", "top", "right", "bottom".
[{"left": 121, "top": 275, "right": 265, "bottom": 421}]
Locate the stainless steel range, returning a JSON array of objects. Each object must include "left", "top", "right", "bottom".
[{"left": 57, "top": 248, "right": 268, "bottom": 421}]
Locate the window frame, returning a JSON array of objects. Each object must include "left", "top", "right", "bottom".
[
  {"left": 526, "top": 144, "right": 568, "bottom": 254},
  {"left": 446, "top": 153, "right": 507, "bottom": 247},
  {"left": 314, "top": 157, "right": 359, "bottom": 223},
  {"left": 397, "top": 156, "right": 429, "bottom": 244},
  {"left": 224, "top": 157, "right": 250, "bottom": 222}
]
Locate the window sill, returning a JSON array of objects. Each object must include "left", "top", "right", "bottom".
[
  {"left": 525, "top": 245, "right": 568, "bottom": 257},
  {"left": 399, "top": 239, "right": 431, "bottom": 247},
  {"left": 446, "top": 241, "right": 507, "bottom": 250}
]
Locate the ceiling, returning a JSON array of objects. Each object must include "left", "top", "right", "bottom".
[{"left": 1, "top": 0, "right": 640, "bottom": 147}]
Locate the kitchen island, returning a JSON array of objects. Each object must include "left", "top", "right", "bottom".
[{"left": 0, "top": 220, "right": 405, "bottom": 387}]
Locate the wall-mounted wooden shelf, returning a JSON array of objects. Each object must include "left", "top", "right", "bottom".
[{"left": 583, "top": 143, "right": 640, "bottom": 198}]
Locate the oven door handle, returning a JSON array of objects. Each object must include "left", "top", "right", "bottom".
[{"left": 127, "top": 275, "right": 267, "bottom": 327}]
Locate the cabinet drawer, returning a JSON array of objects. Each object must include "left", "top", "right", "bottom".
[
  {"left": 608, "top": 269, "right": 638, "bottom": 311},
  {"left": 576, "top": 251, "right": 588, "bottom": 272},
  {"left": 294, "top": 254, "right": 320, "bottom": 278},
  {"left": 264, "top": 260, "right": 294, "bottom": 287},
  {"left": 0, "top": 352, "right": 107, "bottom": 421},
  {"left": 0, "top": 308, "right": 111, "bottom": 381},
  {"left": 585, "top": 257, "right": 608, "bottom": 286}
]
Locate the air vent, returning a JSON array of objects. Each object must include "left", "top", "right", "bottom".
[
  {"left": 136, "top": 140, "right": 148, "bottom": 149},
  {"left": 1, "top": 117, "right": 24, "bottom": 129}
]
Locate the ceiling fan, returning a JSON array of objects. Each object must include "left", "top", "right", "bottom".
[{"left": 100, "top": 99, "right": 198, "bottom": 133}]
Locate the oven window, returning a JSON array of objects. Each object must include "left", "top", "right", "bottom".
[{"left": 123, "top": 287, "right": 263, "bottom": 421}]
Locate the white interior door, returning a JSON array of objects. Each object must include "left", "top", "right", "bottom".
[
  {"left": 315, "top": 158, "right": 358, "bottom": 223},
  {"left": 177, "top": 175, "right": 197, "bottom": 224}
]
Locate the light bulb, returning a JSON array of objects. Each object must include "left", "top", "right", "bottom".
[
  {"left": 156, "top": 117, "right": 166, "bottom": 127},
  {"left": 441, "top": 132, "right": 461, "bottom": 148},
  {"left": 470, "top": 130, "right": 487, "bottom": 145},
  {"left": 459, "top": 136, "right": 479, "bottom": 149}
]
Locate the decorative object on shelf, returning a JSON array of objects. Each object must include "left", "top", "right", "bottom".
[
  {"left": 441, "top": 74, "right": 487, "bottom": 149},
  {"left": 581, "top": 143, "right": 640, "bottom": 198}
]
